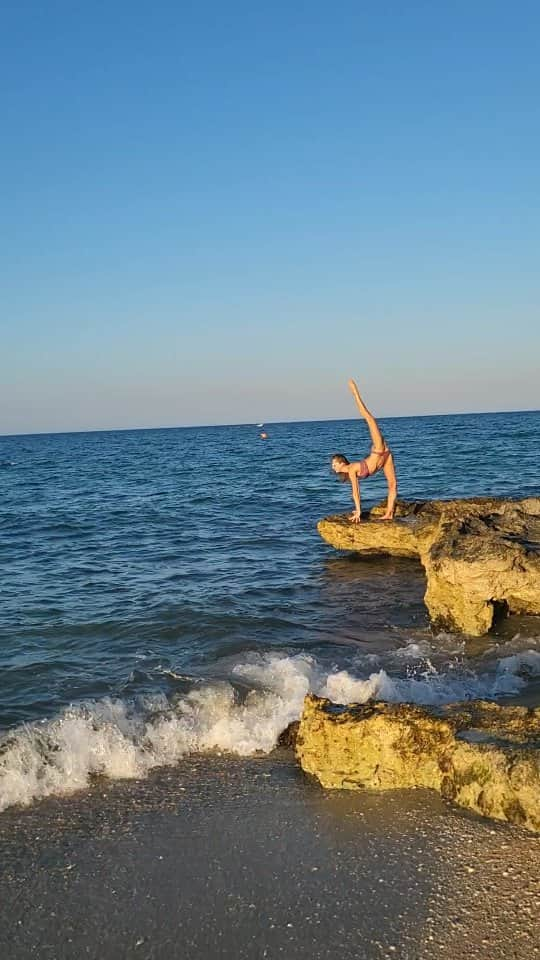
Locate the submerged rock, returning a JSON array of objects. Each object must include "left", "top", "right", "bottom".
[
  {"left": 318, "top": 497, "right": 540, "bottom": 636},
  {"left": 296, "top": 694, "right": 540, "bottom": 831}
]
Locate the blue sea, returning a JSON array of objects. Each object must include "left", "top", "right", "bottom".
[{"left": 0, "top": 411, "right": 539, "bottom": 812}]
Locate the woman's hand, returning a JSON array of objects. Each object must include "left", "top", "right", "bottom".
[
  {"left": 350, "top": 510, "right": 361, "bottom": 523},
  {"left": 347, "top": 378, "right": 359, "bottom": 395}
]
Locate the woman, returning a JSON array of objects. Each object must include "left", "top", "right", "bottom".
[{"left": 331, "top": 379, "right": 397, "bottom": 523}]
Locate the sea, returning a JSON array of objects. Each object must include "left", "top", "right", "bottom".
[{"left": 0, "top": 410, "right": 539, "bottom": 813}]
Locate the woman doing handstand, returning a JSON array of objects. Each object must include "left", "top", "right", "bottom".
[{"left": 331, "top": 379, "right": 397, "bottom": 523}]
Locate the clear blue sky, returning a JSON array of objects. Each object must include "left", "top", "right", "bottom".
[{"left": 2, "top": 1, "right": 539, "bottom": 434}]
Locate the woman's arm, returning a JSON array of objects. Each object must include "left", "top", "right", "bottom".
[{"left": 349, "top": 469, "right": 361, "bottom": 523}]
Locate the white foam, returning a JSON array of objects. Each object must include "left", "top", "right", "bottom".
[
  {"left": 0, "top": 655, "right": 315, "bottom": 812},
  {"left": 0, "top": 648, "right": 537, "bottom": 813},
  {"left": 497, "top": 649, "right": 540, "bottom": 679},
  {"left": 320, "top": 662, "right": 528, "bottom": 706}
]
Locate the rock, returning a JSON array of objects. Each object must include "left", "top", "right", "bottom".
[
  {"left": 317, "top": 497, "right": 540, "bottom": 635},
  {"left": 296, "top": 694, "right": 540, "bottom": 831},
  {"left": 277, "top": 721, "right": 299, "bottom": 750}
]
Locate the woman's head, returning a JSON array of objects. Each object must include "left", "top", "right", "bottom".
[{"left": 331, "top": 453, "right": 350, "bottom": 479}]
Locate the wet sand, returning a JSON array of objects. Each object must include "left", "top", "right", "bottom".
[{"left": 0, "top": 754, "right": 538, "bottom": 960}]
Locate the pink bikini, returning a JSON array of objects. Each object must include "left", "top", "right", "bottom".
[{"left": 357, "top": 448, "right": 391, "bottom": 479}]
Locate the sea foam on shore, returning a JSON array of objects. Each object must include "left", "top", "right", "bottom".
[{"left": 1, "top": 643, "right": 538, "bottom": 813}]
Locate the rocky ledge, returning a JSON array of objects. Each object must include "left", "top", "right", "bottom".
[
  {"left": 318, "top": 497, "right": 540, "bottom": 636},
  {"left": 296, "top": 695, "right": 540, "bottom": 831}
]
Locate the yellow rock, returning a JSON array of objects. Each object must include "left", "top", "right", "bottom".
[
  {"left": 317, "top": 497, "right": 540, "bottom": 636},
  {"left": 296, "top": 695, "right": 540, "bottom": 831}
]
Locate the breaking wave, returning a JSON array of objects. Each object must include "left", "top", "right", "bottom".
[{"left": 1, "top": 646, "right": 538, "bottom": 813}]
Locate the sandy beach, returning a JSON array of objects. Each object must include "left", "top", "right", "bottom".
[{"left": 1, "top": 752, "right": 538, "bottom": 960}]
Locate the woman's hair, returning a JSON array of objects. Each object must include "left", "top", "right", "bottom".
[{"left": 331, "top": 453, "right": 350, "bottom": 482}]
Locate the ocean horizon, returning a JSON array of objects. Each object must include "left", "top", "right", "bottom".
[{"left": 2, "top": 405, "right": 540, "bottom": 439}]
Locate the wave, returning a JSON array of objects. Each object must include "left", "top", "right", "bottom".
[{"left": 0, "top": 647, "right": 538, "bottom": 814}]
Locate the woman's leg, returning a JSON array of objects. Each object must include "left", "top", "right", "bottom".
[
  {"left": 348, "top": 379, "right": 385, "bottom": 450},
  {"left": 380, "top": 453, "right": 398, "bottom": 519}
]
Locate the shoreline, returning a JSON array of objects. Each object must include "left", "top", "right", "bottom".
[{"left": 1, "top": 753, "right": 538, "bottom": 960}]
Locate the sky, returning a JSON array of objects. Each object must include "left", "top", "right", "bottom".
[{"left": 1, "top": 1, "right": 539, "bottom": 434}]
